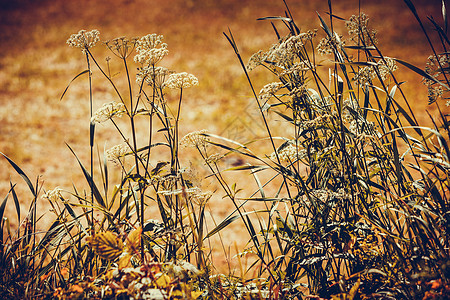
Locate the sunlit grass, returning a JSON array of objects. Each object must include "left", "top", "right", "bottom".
[{"left": 0, "top": 0, "right": 449, "bottom": 299}]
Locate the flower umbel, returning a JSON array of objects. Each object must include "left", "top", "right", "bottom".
[
  {"left": 106, "top": 144, "right": 129, "bottom": 165},
  {"left": 105, "top": 36, "right": 138, "bottom": 59},
  {"left": 134, "top": 34, "right": 168, "bottom": 65},
  {"left": 91, "top": 101, "right": 126, "bottom": 123},
  {"left": 346, "top": 13, "right": 378, "bottom": 46},
  {"left": 67, "top": 29, "right": 100, "bottom": 54},
  {"left": 180, "top": 130, "right": 209, "bottom": 148},
  {"left": 43, "top": 187, "right": 64, "bottom": 203},
  {"left": 164, "top": 72, "right": 199, "bottom": 89}
]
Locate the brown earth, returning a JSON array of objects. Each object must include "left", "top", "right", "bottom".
[{"left": 0, "top": 0, "right": 446, "bottom": 272}]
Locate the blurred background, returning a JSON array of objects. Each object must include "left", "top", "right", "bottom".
[{"left": 0, "top": 0, "right": 445, "bottom": 260}]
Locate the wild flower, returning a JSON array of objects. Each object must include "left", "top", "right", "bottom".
[
  {"left": 348, "top": 119, "right": 376, "bottom": 136},
  {"left": 42, "top": 187, "right": 64, "bottom": 202},
  {"left": 377, "top": 57, "right": 398, "bottom": 80},
  {"left": 164, "top": 72, "right": 199, "bottom": 89},
  {"left": 105, "top": 36, "right": 138, "bottom": 59},
  {"left": 191, "top": 191, "right": 213, "bottom": 206},
  {"left": 134, "top": 34, "right": 168, "bottom": 66},
  {"left": 424, "top": 54, "right": 450, "bottom": 103},
  {"left": 270, "top": 141, "right": 307, "bottom": 163},
  {"left": 105, "top": 144, "right": 128, "bottom": 165},
  {"left": 246, "top": 50, "right": 267, "bottom": 71},
  {"left": 91, "top": 101, "right": 126, "bottom": 123},
  {"left": 258, "top": 82, "right": 284, "bottom": 101},
  {"left": 67, "top": 29, "right": 100, "bottom": 54},
  {"left": 317, "top": 33, "right": 344, "bottom": 55},
  {"left": 346, "top": 13, "right": 378, "bottom": 46},
  {"left": 279, "top": 61, "right": 310, "bottom": 76},
  {"left": 136, "top": 66, "right": 175, "bottom": 88},
  {"left": 180, "top": 130, "right": 209, "bottom": 148},
  {"left": 352, "top": 65, "right": 375, "bottom": 86},
  {"left": 157, "top": 186, "right": 201, "bottom": 197},
  {"left": 205, "top": 153, "right": 223, "bottom": 164},
  {"left": 268, "top": 43, "right": 294, "bottom": 67}
]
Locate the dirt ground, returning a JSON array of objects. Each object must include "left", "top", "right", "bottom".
[{"left": 0, "top": 0, "right": 445, "bottom": 272}]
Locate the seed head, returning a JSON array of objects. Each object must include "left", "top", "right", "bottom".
[
  {"left": 67, "top": 29, "right": 100, "bottom": 54},
  {"left": 134, "top": 34, "right": 168, "bottom": 65},
  {"left": 164, "top": 72, "right": 198, "bottom": 89},
  {"left": 91, "top": 101, "right": 126, "bottom": 123},
  {"left": 180, "top": 130, "right": 209, "bottom": 148},
  {"left": 106, "top": 144, "right": 128, "bottom": 165},
  {"left": 346, "top": 13, "right": 378, "bottom": 46}
]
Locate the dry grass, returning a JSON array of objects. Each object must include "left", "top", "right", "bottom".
[{"left": 0, "top": 0, "right": 446, "bottom": 271}]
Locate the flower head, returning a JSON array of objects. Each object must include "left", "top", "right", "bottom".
[
  {"left": 164, "top": 72, "right": 198, "bottom": 89},
  {"left": 105, "top": 36, "right": 138, "bottom": 59},
  {"left": 134, "top": 34, "right": 168, "bottom": 65},
  {"left": 67, "top": 29, "right": 100, "bottom": 54},
  {"left": 43, "top": 187, "right": 64, "bottom": 202},
  {"left": 91, "top": 101, "right": 126, "bottom": 123},
  {"left": 346, "top": 13, "right": 378, "bottom": 46},
  {"left": 106, "top": 144, "right": 128, "bottom": 165},
  {"left": 317, "top": 33, "right": 344, "bottom": 55},
  {"left": 136, "top": 66, "right": 175, "bottom": 88},
  {"left": 258, "top": 82, "right": 284, "bottom": 101},
  {"left": 180, "top": 130, "right": 209, "bottom": 148}
]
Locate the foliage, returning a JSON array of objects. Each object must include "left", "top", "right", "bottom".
[{"left": 0, "top": 0, "right": 449, "bottom": 299}]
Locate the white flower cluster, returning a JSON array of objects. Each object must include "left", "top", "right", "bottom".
[
  {"left": 136, "top": 66, "right": 175, "bottom": 87},
  {"left": 134, "top": 34, "right": 168, "bottom": 65},
  {"left": 164, "top": 72, "right": 198, "bottom": 89},
  {"left": 91, "top": 101, "right": 126, "bottom": 123},
  {"left": 271, "top": 141, "right": 307, "bottom": 163},
  {"left": 180, "top": 130, "right": 209, "bottom": 148},
  {"left": 67, "top": 29, "right": 100, "bottom": 53},
  {"left": 43, "top": 187, "right": 64, "bottom": 202},
  {"left": 258, "top": 82, "right": 284, "bottom": 101},
  {"left": 105, "top": 144, "right": 128, "bottom": 165}
]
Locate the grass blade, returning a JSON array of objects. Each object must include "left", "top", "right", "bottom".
[{"left": 1, "top": 152, "right": 36, "bottom": 197}]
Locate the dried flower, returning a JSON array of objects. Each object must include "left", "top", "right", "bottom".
[
  {"left": 180, "top": 130, "right": 209, "bottom": 148},
  {"left": 346, "top": 13, "right": 378, "bottom": 46},
  {"left": 264, "top": 30, "right": 317, "bottom": 68},
  {"left": 205, "top": 153, "right": 223, "bottom": 164},
  {"left": 348, "top": 119, "right": 376, "bottom": 136},
  {"left": 91, "top": 101, "right": 126, "bottom": 123},
  {"left": 164, "top": 72, "right": 198, "bottom": 89},
  {"left": 105, "top": 36, "right": 138, "bottom": 59},
  {"left": 352, "top": 66, "right": 375, "bottom": 86},
  {"left": 67, "top": 29, "right": 100, "bottom": 54},
  {"left": 270, "top": 141, "right": 307, "bottom": 163},
  {"left": 191, "top": 191, "right": 213, "bottom": 206},
  {"left": 377, "top": 57, "right": 398, "bottom": 80},
  {"left": 258, "top": 82, "right": 284, "bottom": 101},
  {"left": 43, "top": 187, "right": 64, "bottom": 202},
  {"left": 317, "top": 33, "right": 344, "bottom": 55},
  {"left": 136, "top": 66, "right": 175, "bottom": 88},
  {"left": 134, "top": 34, "right": 168, "bottom": 65},
  {"left": 106, "top": 144, "right": 128, "bottom": 165},
  {"left": 424, "top": 54, "right": 450, "bottom": 103},
  {"left": 246, "top": 50, "right": 267, "bottom": 71}
]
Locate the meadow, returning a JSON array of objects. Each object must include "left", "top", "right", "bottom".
[{"left": 0, "top": 0, "right": 448, "bottom": 299}]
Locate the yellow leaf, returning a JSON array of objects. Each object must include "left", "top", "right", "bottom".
[
  {"left": 155, "top": 274, "right": 171, "bottom": 288},
  {"left": 125, "top": 227, "right": 142, "bottom": 253},
  {"left": 191, "top": 291, "right": 203, "bottom": 299},
  {"left": 117, "top": 253, "right": 132, "bottom": 269},
  {"left": 88, "top": 231, "right": 124, "bottom": 261}
]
